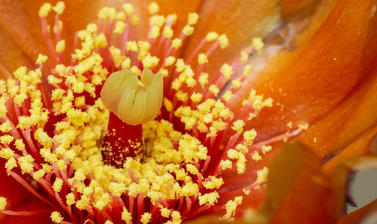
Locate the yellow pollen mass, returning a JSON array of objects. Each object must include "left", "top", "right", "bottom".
[
  {"left": 122, "top": 208, "right": 132, "bottom": 222},
  {"left": 39, "top": 3, "right": 52, "bottom": 18},
  {"left": 51, "top": 211, "right": 64, "bottom": 223},
  {"left": 252, "top": 37, "right": 264, "bottom": 53},
  {"left": 141, "top": 212, "right": 152, "bottom": 224},
  {"left": 220, "top": 63, "right": 233, "bottom": 79},
  {"left": 53, "top": 1, "right": 65, "bottom": 15},
  {"left": 148, "top": 2, "right": 159, "bottom": 14}
]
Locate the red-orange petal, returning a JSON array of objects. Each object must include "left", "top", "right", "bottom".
[
  {"left": 264, "top": 143, "right": 346, "bottom": 224},
  {"left": 235, "top": 0, "right": 377, "bottom": 155}
]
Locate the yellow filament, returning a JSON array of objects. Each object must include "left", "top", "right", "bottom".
[{"left": 101, "top": 69, "right": 163, "bottom": 125}]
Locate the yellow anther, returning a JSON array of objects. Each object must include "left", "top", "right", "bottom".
[
  {"left": 198, "top": 192, "right": 219, "bottom": 206},
  {"left": 14, "top": 139, "right": 25, "bottom": 151},
  {"left": 183, "top": 25, "right": 194, "bottom": 36},
  {"left": 66, "top": 193, "right": 75, "bottom": 205},
  {"left": 53, "top": 178, "right": 64, "bottom": 193},
  {"left": 190, "top": 93, "right": 202, "bottom": 103},
  {"left": 150, "top": 15, "right": 165, "bottom": 27},
  {"left": 224, "top": 196, "right": 243, "bottom": 220},
  {"left": 122, "top": 208, "right": 132, "bottom": 222},
  {"left": 175, "top": 59, "right": 185, "bottom": 72},
  {"left": 122, "top": 3, "right": 134, "bottom": 15},
  {"left": 53, "top": 1, "right": 65, "bottom": 15},
  {"left": 203, "top": 176, "right": 224, "bottom": 190},
  {"left": 165, "top": 56, "right": 176, "bottom": 66},
  {"left": 251, "top": 151, "right": 262, "bottom": 161},
  {"left": 36, "top": 54, "right": 48, "bottom": 65},
  {"left": 231, "top": 79, "right": 242, "bottom": 89},
  {"left": 56, "top": 40, "right": 66, "bottom": 53},
  {"left": 222, "top": 90, "right": 233, "bottom": 102},
  {"left": 252, "top": 37, "right": 264, "bottom": 53},
  {"left": 218, "top": 34, "right": 229, "bottom": 48},
  {"left": 51, "top": 211, "right": 64, "bottom": 223},
  {"left": 256, "top": 167, "right": 268, "bottom": 183},
  {"left": 114, "top": 21, "right": 126, "bottom": 34},
  {"left": 33, "top": 169, "right": 46, "bottom": 180},
  {"left": 0, "top": 121, "right": 11, "bottom": 132},
  {"left": 0, "top": 197, "right": 7, "bottom": 210},
  {"left": 232, "top": 120, "right": 245, "bottom": 133},
  {"left": 199, "top": 73, "right": 208, "bottom": 87},
  {"left": 126, "top": 41, "right": 138, "bottom": 52},
  {"left": 197, "top": 53, "right": 208, "bottom": 65},
  {"left": 219, "top": 160, "right": 232, "bottom": 170},
  {"left": 5, "top": 158, "right": 17, "bottom": 172},
  {"left": 206, "top": 32, "right": 218, "bottom": 42},
  {"left": 141, "top": 212, "right": 152, "bottom": 224},
  {"left": 148, "top": 2, "right": 159, "bottom": 14},
  {"left": 241, "top": 50, "right": 249, "bottom": 63},
  {"left": 243, "top": 129, "right": 257, "bottom": 145},
  {"left": 209, "top": 85, "right": 219, "bottom": 97},
  {"left": 172, "top": 38, "right": 182, "bottom": 49},
  {"left": 101, "top": 69, "right": 163, "bottom": 125},
  {"left": 149, "top": 26, "right": 160, "bottom": 39},
  {"left": 95, "top": 33, "right": 108, "bottom": 48},
  {"left": 0, "top": 148, "right": 14, "bottom": 160},
  {"left": 261, "top": 145, "right": 272, "bottom": 154},
  {"left": 188, "top": 13, "right": 199, "bottom": 25},
  {"left": 160, "top": 207, "right": 171, "bottom": 218},
  {"left": 131, "top": 15, "right": 140, "bottom": 25},
  {"left": 164, "top": 98, "right": 173, "bottom": 112},
  {"left": 39, "top": 3, "right": 52, "bottom": 18},
  {"left": 220, "top": 63, "right": 233, "bottom": 79},
  {"left": 163, "top": 26, "right": 174, "bottom": 38}
]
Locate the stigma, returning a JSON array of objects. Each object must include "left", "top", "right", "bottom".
[{"left": 101, "top": 68, "right": 163, "bottom": 125}]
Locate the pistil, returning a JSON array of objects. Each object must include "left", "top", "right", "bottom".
[{"left": 100, "top": 69, "right": 163, "bottom": 167}]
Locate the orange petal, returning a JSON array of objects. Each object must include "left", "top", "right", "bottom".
[
  {"left": 280, "top": 0, "right": 320, "bottom": 20},
  {"left": 300, "top": 67, "right": 377, "bottom": 158},
  {"left": 0, "top": 0, "right": 40, "bottom": 74},
  {"left": 264, "top": 143, "right": 346, "bottom": 224},
  {"left": 182, "top": 0, "right": 282, "bottom": 76},
  {"left": 337, "top": 199, "right": 377, "bottom": 224},
  {"left": 235, "top": 0, "right": 377, "bottom": 151}
]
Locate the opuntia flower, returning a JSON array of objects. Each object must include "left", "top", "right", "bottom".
[{"left": 0, "top": 0, "right": 376, "bottom": 224}]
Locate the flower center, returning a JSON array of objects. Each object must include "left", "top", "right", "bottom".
[{"left": 100, "top": 69, "right": 163, "bottom": 167}]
